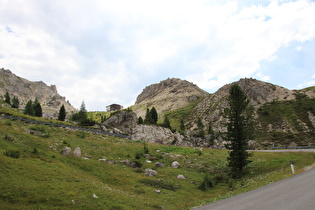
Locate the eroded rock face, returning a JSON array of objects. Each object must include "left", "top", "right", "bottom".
[
  {"left": 0, "top": 68, "right": 76, "bottom": 118},
  {"left": 104, "top": 111, "right": 137, "bottom": 133},
  {"left": 131, "top": 125, "right": 213, "bottom": 147},
  {"left": 131, "top": 125, "right": 184, "bottom": 145}
]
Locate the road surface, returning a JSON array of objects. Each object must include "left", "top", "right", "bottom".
[{"left": 194, "top": 167, "right": 315, "bottom": 210}]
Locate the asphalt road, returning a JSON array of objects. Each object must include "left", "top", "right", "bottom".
[{"left": 194, "top": 167, "right": 315, "bottom": 210}]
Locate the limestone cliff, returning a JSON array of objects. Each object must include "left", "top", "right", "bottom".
[{"left": 0, "top": 68, "right": 76, "bottom": 118}]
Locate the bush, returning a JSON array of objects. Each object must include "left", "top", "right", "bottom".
[
  {"left": 143, "top": 141, "right": 149, "bottom": 154},
  {"left": 32, "top": 147, "right": 39, "bottom": 155},
  {"left": 4, "top": 150, "right": 21, "bottom": 159},
  {"left": 77, "top": 131, "right": 87, "bottom": 138},
  {"left": 135, "top": 150, "right": 144, "bottom": 159},
  {"left": 198, "top": 172, "right": 213, "bottom": 191}
]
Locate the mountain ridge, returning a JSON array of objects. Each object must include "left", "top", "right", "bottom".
[{"left": 0, "top": 68, "right": 76, "bottom": 118}]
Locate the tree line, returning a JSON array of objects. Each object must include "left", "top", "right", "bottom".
[{"left": 3, "top": 92, "right": 66, "bottom": 121}]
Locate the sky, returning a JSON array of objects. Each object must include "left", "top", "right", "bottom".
[{"left": 1, "top": 0, "right": 315, "bottom": 111}]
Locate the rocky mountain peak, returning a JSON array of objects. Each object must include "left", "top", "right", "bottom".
[
  {"left": 133, "top": 78, "right": 210, "bottom": 118},
  {"left": 135, "top": 78, "right": 208, "bottom": 104},
  {"left": 0, "top": 68, "right": 76, "bottom": 118}
]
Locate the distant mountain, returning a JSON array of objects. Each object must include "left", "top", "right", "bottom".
[
  {"left": 0, "top": 68, "right": 76, "bottom": 118},
  {"left": 132, "top": 78, "right": 210, "bottom": 119},
  {"left": 132, "top": 77, "right": 315, "bottom": 147}
]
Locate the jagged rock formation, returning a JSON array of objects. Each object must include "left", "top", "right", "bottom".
[
  {"left": 103, "top": 110, "right": 137, "bottom": 133},
  {"left": 0, "top": 68, "right": 76, "bottom": 118},
  {"left": 133, "top": 78, "right": 209, "bottom": 119},
  {"left": 130, "top": 124, "right": 210, "bottom": 147},
  {"left": 131, "top": 77, "right": 315, "bottom": 147}
]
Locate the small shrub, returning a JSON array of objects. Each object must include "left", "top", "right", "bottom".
[
  {"left": 214, "top": 173, "right": 229, "bottom": 184},
  {"left": 144, "top": 141, "right": 149, "bottom": 154},
  {"left": 135, "top": 150, "right": 144, "bottom": 159},
  {"left": 228, "top": 180, "right": 235, "bottom": 191},
  {"left": 133, "top": 160, "right": 143, "bottom": 168},
  {"left": 4, "top": 150, "right": 21, "bottom": 159},
  {"left": 77, "top": 131, "right": 87, "bottom": 138},
  {"left": 198, "top": 172, "right": 213, "bottom": 191},
  {"left": 32, "top": 147, "right": 39, "bottom": 155}
]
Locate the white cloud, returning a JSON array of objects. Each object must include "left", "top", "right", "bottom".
[{"left": 1, "top": 0, "right": 315, "bottom": 110}]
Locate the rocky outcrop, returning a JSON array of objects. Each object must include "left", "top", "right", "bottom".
[
  {"left": 0, "top": 68, "right": 76, "bottom": 118},
  {"left": 103, "top": 110, "right": 137, "bottom": 133},
  {"left": 133, "top": 78, "right": 209, "bottom": 119},
  {"left": 130, "top": 124, "right": 211, "bottom": 147},
  {"left": 131, "top": 125, "right": 185, "bottom": 145}
]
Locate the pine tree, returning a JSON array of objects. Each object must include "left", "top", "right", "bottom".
[
  {"left": 144, "top": 108, "right": 151, "bottom": 124},
  {"left": 11, "top": 96, "right": 19, "bottom": 108},
  {"left": 150, "top": 107, "right": 158, "bottom": 124},
  {"left": 224, "top": 84, "right": 254, "bottom": 178},
  {"left": 163, "top": 116, "right": 171, "bottom": 129},
  {"left": 33, "top": 98, "right": 42, "bottom": 117},
  {"left": 4, "top": 92, "right": 11, "bottom": 104},
  {"left": 138, "top": 116, "right": 143, "bottom": 124},
  {"left": 24, "top": 100, "right": 34, "bottom": 116},
  {"left": 71, "top": 101, "right": 88, "bottom": 124},
  {"left": 144, "top": 107, "right": 158, "bottom": 125},
  {"left": 58, "top": 105, "right": 66, "bottom": 121}
]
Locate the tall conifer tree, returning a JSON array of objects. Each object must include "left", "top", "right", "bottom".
[
  {"left": 58, "top": 105, "right": 66, "bottom": 121},
  {"left": 225, "top": 84, "right": 254, "bottom": 178}
]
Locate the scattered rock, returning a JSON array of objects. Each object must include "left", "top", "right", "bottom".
[
  {"left": 155, "top": 162, "right": 165, "bottom": 167},
  {"left": 171, "top": 161, "right": 180, "bottom": 168},
  {"left": 145, "top": 169, "right": 158, "bottom": 177},
  {"left": 73, "top": 147, "right": 81, "bottom": 157},
  {"left": 106, "top": 160, "right": 115, "bottom": 165},
  {"left": 146, "top": 160, "right": 152, "bottom": 163},
  {"left": 60, "top": 146, "right": 72, "bottom": 156},
  {"left": 120, "top": 160, "right": 129, "bottom": 164},
  {"left": 177, "top": 175, "right": 186, "bottom": 180},
  {"left": 82, "top": 157, "right": 89, "bottom": 160},
  {"left": 154, "top": 190, "right": 161, "bottom": 193},
  {"left": 98, "top": 158, "right": 107, "bottom": 162},
  {"left": 92, "top": 194, "right": 98, "bottom": 199}
]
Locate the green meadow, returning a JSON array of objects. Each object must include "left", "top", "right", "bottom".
[{"left": 0, "top": 108, "right": 314, "bottom": 209}]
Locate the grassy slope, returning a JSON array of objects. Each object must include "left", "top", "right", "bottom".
[
  {"left": 256, "top": 96, "right": 315, "bottom": 146},
  {"left": 0, "top": 105, "right": 314, "bottom": 209}
]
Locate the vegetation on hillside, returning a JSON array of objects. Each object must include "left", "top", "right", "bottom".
[
  {"left": 256, "top": 94, "right": 315, "bottom": 146},
  {"left": 1, "top": 102, "right": 314, "bottom": 209}
]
